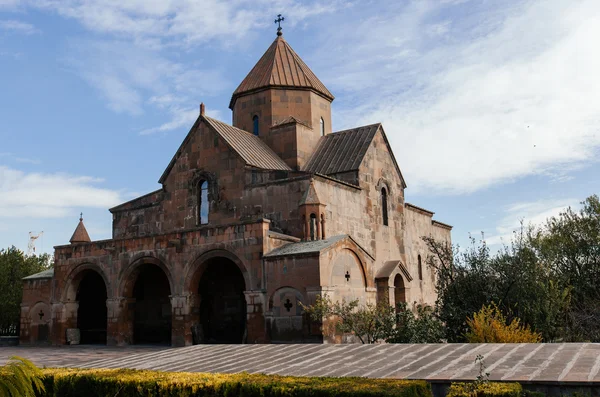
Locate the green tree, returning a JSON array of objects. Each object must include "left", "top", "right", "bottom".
[
  {"left": 385, "top": 302, "right": 445, "bottom": 343},
  {"left": 0, "top": 247, "right": 52, "bottom": 335},
  {"left": 302, "top": 295, "right": 395, "bottom": 344},
  {"left": 528, "top": 195, "right": 600, "bottom": 341}
]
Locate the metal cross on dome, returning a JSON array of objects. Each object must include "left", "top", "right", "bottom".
[{"left": 275, "top": 14, "right": 285, "bottom": 36}]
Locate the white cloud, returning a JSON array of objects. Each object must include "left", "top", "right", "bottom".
[
  {"left": 0, "top": 166, "right": 122, "bottom": 218},
  {"left": 320, "top": 0, "right": 600, "bottom": 194},
  {"left": 65, "top": 39, "right": 231, "bottom": 117},
  {"left": 140, "top": 106, "right": 223, "bottom": 135},
  {"left": 484, "top": 198, "right": 579, "bottom": 246},
  {"left": 31, "top": 0, "right": 344, "bottom": 47},
  {"left": 0, "top": 19, "right": 39, "bottom": 34}
]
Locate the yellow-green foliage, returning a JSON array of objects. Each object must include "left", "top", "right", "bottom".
[
  {"left": 39, "top": 368, "right": 432, "bottom": 397},
  {"left": 465, "top": 304, "right": 542, "bottom": 343},
  {"left": 0, "top": 356, "right": 45, "bottom": 397},
  {"left": 448, "top": 382, "right": 522, "bottom": 397}
]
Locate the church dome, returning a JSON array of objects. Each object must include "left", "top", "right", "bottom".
[{"left": 229, "top": 36, "right": 334, "bottom": 109}]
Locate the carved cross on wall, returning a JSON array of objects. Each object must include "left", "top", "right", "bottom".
[
  {"left": 345, "top": 271, "right": 351, "bottom": 282},
  {"left": 38, "top": 310, "right": 44, "bottom": 320},
  {"left": 284, "top": 298, "right": 293, "bottom": 312}
]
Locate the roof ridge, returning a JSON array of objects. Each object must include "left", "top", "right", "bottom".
[{"left": 332, "top": 122, "right": 382, "bottom": 135}]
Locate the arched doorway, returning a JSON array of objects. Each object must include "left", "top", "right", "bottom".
[
  {"left": 394, "top": 274, "right": 406, "bottom": 308},
  {"left": 76, "top": 270, "right": 107, "bottom": 344},
  {"left": 198, "top": 258, "right": 246, "bottom": 343},
  {"left": 132, "top": 264, "right": 172, "bottom": 344}
]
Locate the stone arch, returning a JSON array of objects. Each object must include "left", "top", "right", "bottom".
[
  {"left": 267, "top": 286, "right": 307, "bottom": 342},
  {"left": 268, "top": 286, "right": 305, "bottom": 315},
  {"left": 329, "top": 248, "right": 367, "bottom": 289},
  {"left": 376, "top": 178, "right": 393, "bottom": 198},
  {"left": 29, "top": 301, "right": 51, "bottom": 326},
  {"left": 184, "top": 249, "right": 251, "bottom": 294},
  {"left": 119, "top": 255, "right": 175, "bottom": 298},
  {"left": 62, "top": 262, "right": 111, "bottom": 302},
  {"left": 119, "top": 255, "right": 174, "bottom": 345},
  {"left": 186, "top": 249, "right": 248, "bottom": 344}
]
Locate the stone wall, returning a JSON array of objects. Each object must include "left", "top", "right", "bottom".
[{"left": 403, "top": 204, "right": 452, "bottom": 306}]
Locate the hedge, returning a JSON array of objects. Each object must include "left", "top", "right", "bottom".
[
  {"left": 36, "top": 368, "right": 433, "bottom": 397},
  {"left": 447, "top": 382, "right": 528, "bottom": 397}
]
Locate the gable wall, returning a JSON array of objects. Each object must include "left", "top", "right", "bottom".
[{"left": 112, "top": 121, "right": 248, "bottom": 239}]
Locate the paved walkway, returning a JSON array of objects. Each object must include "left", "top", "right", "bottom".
[{"left": 2, "top": 344, "right": 599, "bottom": 384}]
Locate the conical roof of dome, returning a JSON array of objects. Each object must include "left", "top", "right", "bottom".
[
  {"left": 229, "top": 35, "right": 334, "bottom": 109},
  {"left": 70, "top": 215, "right": 91, "bottom": 244}
]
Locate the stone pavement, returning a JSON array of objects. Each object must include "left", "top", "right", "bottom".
[{"left": 1, "top": 343, "right": 600, "bottom": 385}]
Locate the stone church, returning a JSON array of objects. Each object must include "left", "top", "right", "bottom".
[{"left": 20, "top": 28, "right": 451, "bottom": 346}]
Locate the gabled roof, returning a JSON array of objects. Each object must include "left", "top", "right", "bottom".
[
  {"left": 263, "top": 234, "right": 374, "bottom": 260},
  {"left": 304, "top": 123, "right": 379, "bottom": 175},
  {"left": 303, "top": 123, "right": 407, "bottom": 188},
  {"left": 159, "top": 115, "right": 291, "bottom": 184},
  {"left": 203, "top": 116, "right": 291, "bottom": 171},
  {"left": 23, "top": 268, "right": 54, "bottom": 280},
  {"left": 376, "top": 260, "right": 413, "bottom": 282},
  {"left": 229, "top": 36, "right": 334, "bottom": 109},
  {"left": 70, "top": 216, "right": 91, "bottom": 244}
]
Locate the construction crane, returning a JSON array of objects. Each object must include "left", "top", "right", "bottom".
[{"left": 27, "top": 231, "right": 43, "bottom": 256}]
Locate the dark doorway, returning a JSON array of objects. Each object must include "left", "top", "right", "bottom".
[
  {"left": 198, "top": 258, "right": 246, "bottom": 343},
  {"left": 394, "top": 274, "right": 406, "bottom": 308},
  {"left": 76, "top": 270, "right": 107, "bottom": 344},
  {"left": 132, "top": 264, "right": 172, "bottom": 345}
]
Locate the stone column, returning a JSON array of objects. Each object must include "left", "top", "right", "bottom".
[
  {"left": 244, "top": 290, "right": 267, "bottom": 343},
  {"left": 170, "top": 294, "right": 195, "bottom": 347},
  {"left": 106, "top": 298, "right": 127, "bottom": 346}
]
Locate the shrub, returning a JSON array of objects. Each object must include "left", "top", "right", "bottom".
[
  {"left": 0, "top": 356, "right": 45, "bottom": 397},
  {"left": 447, "top": 382, "right": 523, "bottom": 397},
  {"left": 465, "top": 303, "right": 542, "bottom": 343},
  {"left": 38, "top": 368, "right": 433, "bottom": 397}
]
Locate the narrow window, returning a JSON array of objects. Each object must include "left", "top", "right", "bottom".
[
  {"left": 310, "top": 213, "right": 317, "bottom": 241},
  {"left": 381, "top": 187, "right": 388, "bottom": 226},
  {"left": 320, "top": 117, "right": 325, "bottom": 136},
  {"left": 252, "top": 115, "right": 259, "bottom": 136},
  {"left": 199, "top": 180, "right": 209, "bottom": 224},
  {"left": 418, "top": 255, "right": 423, "bottom": 280}
]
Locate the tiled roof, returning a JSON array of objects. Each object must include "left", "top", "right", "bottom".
[
  {"left": 230, "top": 36, "right": 334, "bottom": 108},
  {"left": 263, "top": 235, "right": 348, "bottom": 258},
  {"left": 303, "top": 123, "right": 381, "bottom": 175},
  {"left": 70, "top": 218, "right": 91, "bottom": 244},
  {"left": 23, "top": 268, "right": 54, "bottom": 280},
  {"left": 203, "top": 116, "right": 291, "bottom": 171}
]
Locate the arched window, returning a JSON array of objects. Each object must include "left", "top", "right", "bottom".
[
  {"left": 310, "top": 213, "right": 317, "bottom": 241},
  {"left": 252, "top": 115, "right": 259, "bottom": 136},
  {"left": 418, "top": 255, "right": 423, "bottom": 280},
  {"left": 381, "top": 187, "right": 388, "bottom": 226},
  {"left": 199, "top": 180, "right": 209, "bottom": 225},
  {"left": 320, "top": 117, "right": 325, "bottom": 136}
]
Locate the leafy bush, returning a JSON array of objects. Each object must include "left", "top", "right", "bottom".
[
  {"left": 0, "top": 356, "right": 45, "bottom": 397},
  {"left": 447, "top": 382, "right": 523, "bottom": 397},
  {"left": 38, "top": 368, "right": 432, "bottom": 397},
  {"left": 465, "top": 303, "right": 542, "bottom": 343},
  {"left": 386, "top": 303, "right": 445, "bottom": 343},
  {"left": 301, "top": 294, "right": 396, "bottom": 343}
]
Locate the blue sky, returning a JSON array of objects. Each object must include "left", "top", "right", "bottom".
[{"left": 1, "top": 0, "right": 599, "bottom": 254}]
